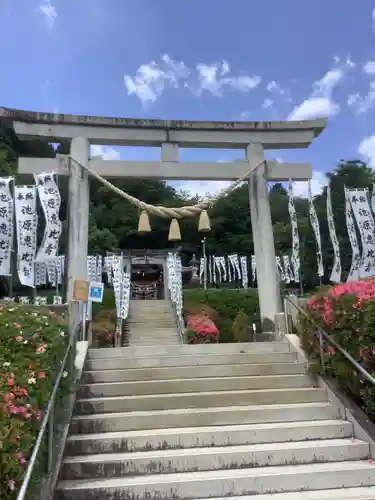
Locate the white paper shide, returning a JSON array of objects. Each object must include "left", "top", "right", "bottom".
[
  {"left": 0, "top": 178, "right": 14, "bottom": 276},
  {"left": 34, "top": 173, "right": 62, "bottom": 261},
  {"left": 15, "top": 186, "right": 38, "bottom": 287}
]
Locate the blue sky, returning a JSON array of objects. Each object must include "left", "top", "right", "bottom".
[{"left": 1, "top": 0, "right": 375, "bottom": 197}]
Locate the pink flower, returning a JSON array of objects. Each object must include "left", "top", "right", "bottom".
[
  {"left": 36, "top": 344, "right": 47, "bottom": 354},
  {"left": 39, "top": 371, "right": 46, "bottom": 379},
  {"left": 16, "top": 452, "right": 26, "bottom": 465},
  {"left": 14, "top": 323, "right": 22, "bottom": 329},
  {"left": 15, "top": 335, "right": 24, "bottom": 342},
  {"left": 7, "top": 378, "right": 15, "bottom": 387}
]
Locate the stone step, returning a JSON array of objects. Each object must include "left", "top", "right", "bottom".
[
  {"left": 177, "top": 488, "right": 375, "bottom": 500},
  {"left": 54, "top": 461, "right": 375, "bottom": 500},
  {"left": 82, "top": 361, "right": 307, "bottom": 383},
  {"left": 78, "top": 374, "right": 313, "bottom": 398},
  {"left": 60, "top": 438, "right": 369, "bottom": 480},
  {"left": 65, "top": 419, "right": 353, "bottom": 456},
  {"left": 128, "top": 333, "right": 179, "bottom": 338},
  {"left": 129, "top": 325, "right": 178, "bottom": 329},
  {"left": 129, "top": 342, "right": 181, "bottom": 347},
  {"left": 75, "top": 387, "right": 326, "bottom": 415},
  {"left": 129, "top": 339, "right": 180, "bottom": 344},
  {"left": 129, "top": 333, "right": 179, "bottom": 337},
  {"left": 128, "top": 318, "right": 176, "bottom": 322},
  {"left": 87, "top": 341, "right": 291, "bottom": 359},
  {"left": 86, "top": 351, "right": 298, "bottom": 371},
  {"left": 70, "top": 402, "right": 340, "bottom": 434}
]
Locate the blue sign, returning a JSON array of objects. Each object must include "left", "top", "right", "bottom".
[{"left": 88, "top": 281, "right": 104, "bottom": 303}]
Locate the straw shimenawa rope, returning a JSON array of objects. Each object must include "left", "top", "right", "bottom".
[{"left": 67, "top": 155, "right": 265, "bottom": 219}]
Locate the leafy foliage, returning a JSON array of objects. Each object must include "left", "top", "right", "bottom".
[
  {"left": 232, "top": 310, "right": 253, "bottom": 342},
  {"left": 0, "top": 303, "right": 69, "bottom": 499},
  {"left": 298, "top": 279, "right": 375, "bottom": 419},
  {"left": 184, "top": 289, "right": 259, "bottom": 342}
]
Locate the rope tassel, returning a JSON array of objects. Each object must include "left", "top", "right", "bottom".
[
  {"left": 138, "top": 210, "right": 151, "bottom": 233},
  {"left": 168, "top": 218, "right": 181, "bottom": 241},
  {"left": 198, "top": 209, "right": 211, "bottom": 232}
]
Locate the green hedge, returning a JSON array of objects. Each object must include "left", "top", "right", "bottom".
[
  {"left": 298, "top": 279, "right": 375, "bottom": 420},
  {"left": 183, "top": 288, "right": 260, "bottom": 342}
]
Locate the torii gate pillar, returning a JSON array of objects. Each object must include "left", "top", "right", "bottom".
[
  {"left": 67, "top": 137, "right": 90, "bottom": 309},
  {"left": 247, "top": 143, "right": 281, "bottom": 330}
]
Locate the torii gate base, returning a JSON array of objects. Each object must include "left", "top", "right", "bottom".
[{"left": 2, "top": 107, "right": 327, "bottom": 332}]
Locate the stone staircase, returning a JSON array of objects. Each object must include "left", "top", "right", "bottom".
[
  {"left": 126, "top": 299, "right": 181, "bottom": 346},
  {"left": 55, "top": 341, "right": 375, "bottom": 500}
]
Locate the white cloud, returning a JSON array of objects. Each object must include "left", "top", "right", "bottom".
[
  {"left": 266, "top": 80, "right": 286, "bottom": 95},
  {"left": 262, "top": 98, "right": 274, "bottom": 109},
  {"left": 124, "top": 56, "right": 261, "bottom": 105},
  {"left": 90, "top": 145, "right": 120, "bottom": 160},
  {"left": 124, "top": 54, "right": 190, "bottom": 105},
  {"left": 348, "top": 81, "right": 375, "bottom": 115},
  {"left": 292, "top": 171, "right": 328, "bottom": 198},
  {"left": 358, "top": 135, "right": 375, "bottom": 167},
  {"left": 363, "top": 61, "right": 375, "bottom": 74},
  {"left": 287, "top": 57, "right": 354, "bottom": 121},
  {"left": 347, "top": 59, "right": 375, "bottom": 114},
  {"left": 288, "top": 97, "right": 339, "bottom": 121},
  {"left": 38, "top": 1, "right": 57, "bottom": 28},
  {"left": 347, "top": 93, "right": 360, "bottom": 107}
]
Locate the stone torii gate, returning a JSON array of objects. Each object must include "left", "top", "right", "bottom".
[{"left": 0, "top": 107, "right": 326, "bottom": 330}]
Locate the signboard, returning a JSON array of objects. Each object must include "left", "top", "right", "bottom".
[
  {"left": 88, "top": 281, "right": 104, "bottom": 303},
  {"left": 73, "top": 280, "right": 89, "bottom": 301}
]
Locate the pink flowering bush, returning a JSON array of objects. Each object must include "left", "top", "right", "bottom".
[
  {"left": 299, "top": 278, "right": 375, "bottom": 419},
  {"left": 0, "top": 303, "right": 69, "bottom": 499},
  {"left": 185, "top": 312, "right": 219, "bottom": 344}
]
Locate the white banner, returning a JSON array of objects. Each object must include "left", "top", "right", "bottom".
[
  {"left": 208, "top": 254, "right": 213, "bottom": 284},
  {"left": 219, "top": 256, "right": 227, "bottom": 281},
  {"left": 228, "top": 254, "right": 241, "bottom": 281},
  {"left": 276, "top": 256, "right": 286, "bottom": 281},
  {"left": 214, "top": 256, "right": 222, "bottom": 282},
  {"left": 251, "top": 255, "right": 256, "bottom": 283},
  {"left": 308, "top": 181, "right": 324, "bottom": 277},
  {"left": 120, "top": 272, "right": 131, "bottom": 320},
  {"left": 199, "top": 257, "right": 205, "bottom": 283},
  {"left": 288, "top": 182, "right": 300, "bottom": 283},
  {"left": 240, "top": 255, "right": 248, "bottom": 289},
  {"left": 345, "top": 188, "right": 361, "bottom": 281},
  {"left": 15, "top": 186, "right": 38, "bottom": 287},
  {"left": 0, "top": 178, "right": 14, "bottom": 276},
  {"left": 211, "top": 255, "right": 216, "bottom": 283},
  {"left": 326, "top": 184, "right": 341, "bottom": 283},
  {"left": 34, "top": 173, "right": 61, "bottom": 261},
  {"left": 35, "top": 262, "right": 47, "bottom": 286},
  {"left": 283, "top": 254, "right": 295, "bottom": 283},
  {"left": 347, "top": 188, "right": 375, "bottom": 278}
]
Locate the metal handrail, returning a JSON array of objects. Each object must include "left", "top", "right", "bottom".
[
  {"left": 16, "top": 302, "right": 84, "bottom": 500},
  {"left": 283, "top": 294, "right": 375, "bottom": 387}
]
